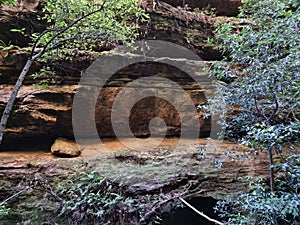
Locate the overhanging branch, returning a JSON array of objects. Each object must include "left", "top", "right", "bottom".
[{"left": 179, "top": 197, "right": 224, "bottom": 225}]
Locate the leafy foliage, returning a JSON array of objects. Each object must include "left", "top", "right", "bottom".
[
  {"left": 0, "top": 170, "right": 175, "bottom": 225},
  {"left": 0, "top": 204, "right": 10, "bottom": 217},
  {"left": 56, "top": 171, "right": 135, "bottom": 225},
  {"left": 0, "top": 0, "right": 14, "bottom": 5},
  {"left": 32, "top": 0, "right": 147, "bottom": 63},
  {"left": 241, "top": 122, "right": 300, "bottom": 154},
  {"left": 208, "top": 0, "right": 300, "bottom": 224},
  {"left": 26, "top": 0, "right": 148, "bottom": 83},
  {"left": 0, "top": 40, "right": 15, "bottom": 62},
  {"left": 31, "top": 66, "right": 56, "bottom": 89},
  {"left": 215, "top": 172, "right": 300, "bottom": 225},
  {"left": 210, "top": 0, "right": 300, "bottom": 172},
  {"left": 211, "top": 0, "right": 300, "bottom": 140}
]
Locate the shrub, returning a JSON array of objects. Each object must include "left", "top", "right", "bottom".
[
  {"left": 211, "top": 0, "right": 299, "bottom": 141},
  {"left": 56, "top": 171, "right": 136, "bottom": 225},
  {"left": 209, "top": 0, "right": 300, "bottom": 224},
  {"left": 215, "top": 168, "right": 300, "bottom": 225}
]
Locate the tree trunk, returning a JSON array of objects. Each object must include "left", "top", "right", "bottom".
[
  {"left": 0, "top": 59, "right": 33, "bottom": 144},
  {"left": 268, "top": 146, "right": 275, "bottom": 191}
]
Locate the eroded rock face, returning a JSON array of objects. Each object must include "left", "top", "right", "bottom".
[
  {"left": 0, "top": 85, "right": 75, "bottom": 147},
  {"left": 0, "top": 0, "right": 245, "bottom": 145},
  {"left": 0, "top": 56, "right": 214, "bottom": 147},
  {"left": 138, "top": 1, "right": 247, "bottom": 60},
  {"left": 0, "top": 0, "right": 233, "bottom": 65}
]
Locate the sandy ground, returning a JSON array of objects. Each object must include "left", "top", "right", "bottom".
[{"left": 0, "top": 138, "right": 237, "bottom": 164}]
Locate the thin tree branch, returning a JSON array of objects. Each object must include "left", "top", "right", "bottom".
[
  {"left": 0, "top": 59, "right": 34, "bottom": 144},
  {"left": 179, "top": 197, "right": 224, "bottom": 225},
  {"left": 268, "top": 143, "right": 275, "bottom": 192},
  {"left": 30, "top": 29, "right": 52, "bottom": 58},
  {"left": 41, "top": 1, "right": 106, "bottom": 56},
  {"left": 0, "top": 187, "right": 31, "bottom": 206},
  {"left": 267, "top": 94, "right": 279, "bottom": 121},
  {"left": 140, "top": 191, "right": 187, "bottom": 223}
]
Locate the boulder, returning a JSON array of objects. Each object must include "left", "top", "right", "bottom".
[{"left": 50, "top": 138, "right": 81, "bottom": 157}]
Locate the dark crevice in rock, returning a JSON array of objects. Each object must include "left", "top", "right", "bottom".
[{"left": 0, "top": 136, "right": 55, "bottom": 150}]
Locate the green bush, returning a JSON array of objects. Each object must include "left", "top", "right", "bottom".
[
  {"left": 211, "top": 0, "right": 299, "bottom": 140},
  {"left": 34, "top": 0, "right": 147, "bottom": 63},
  {"left": 57, "top": 171, "right": 136, "bottom": 225},
  {"left": 209, "top": 0, "right": 300, "bottom": 224},
  {"left": 215, "top": 169, "right": 300, "bottom": 225},
  {"left": 0, "top": 204, "right": 10, "bottom": 217}
]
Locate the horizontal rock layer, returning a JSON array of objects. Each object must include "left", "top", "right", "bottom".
[
  {"left": 0, "top": 56, "right": 216, "bottom": 147},
  {"left": 0, "top": 139, "right": 270, "bottom": 224},
  {"left": 0, "top": 0, "right": 246, "bottom": 146}
]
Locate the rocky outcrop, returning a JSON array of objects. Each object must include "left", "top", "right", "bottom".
[
  {"left": 0, "top": 50, "right": 88, "bottom": 85},
  {"left": 0, "top": 0, "right": 247, "bottom": 145},
  {"left": 0, "top": 0, "right": 271, "bottom": 224},
  {"left": 0, "top": 0, "right": 244, "bottom": 64},
  {"left": 0, "top": 139, "right": 270, "bottom": 224},
  {"left": 0, "top": 3, "right": 271, "bottom": 224},
  {"left": 0, "top": 1, "right": 47, "bottom": 47},
  {"left": 0, "top": 84, "right": 75, "bottom": 147},
  {"left": 0, "top": 55, "right": 213, "bottom": 147},
  {"left": 139, "top": 0, "right": 246, "bottom": 60}
]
